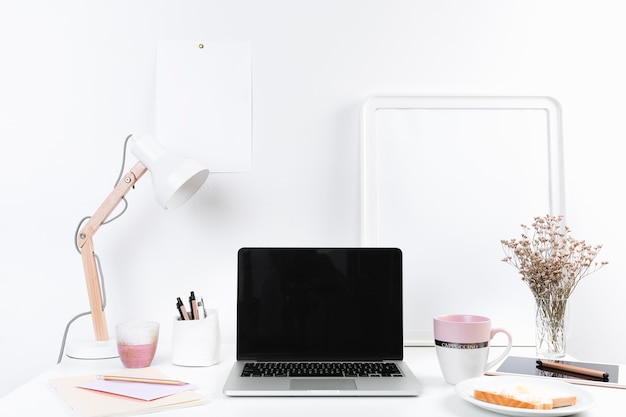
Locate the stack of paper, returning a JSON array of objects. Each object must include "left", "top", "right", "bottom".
[{"left": 50, "top": 367, "right": 207, "bottom": 417}]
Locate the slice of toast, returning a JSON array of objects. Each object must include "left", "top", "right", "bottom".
[{"left": 474, "top": 384, "right": 577, "bottom": 410}]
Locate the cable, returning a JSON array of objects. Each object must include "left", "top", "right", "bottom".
[
  {"left": 113, "top": 134, "right": 133, "bottom": 187},
  {"left": 57, "top": 134, "right": 134, "bottom": 363},
  {"left": 103, "top": 133, "right": 133, "bottom": 225},
  {"left": 56, "top": 311, "right": 90, "bottom": 364}
]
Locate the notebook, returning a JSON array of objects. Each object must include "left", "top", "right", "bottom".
[{"left": 223, "top": 247, "right": 422, "bottom": 396}]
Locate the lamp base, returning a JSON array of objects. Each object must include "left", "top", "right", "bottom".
[{"left": 65, "top": 339, "right": 119, "bottom": 360}]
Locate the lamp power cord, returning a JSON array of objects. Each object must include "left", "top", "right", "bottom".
[{"left": 57, "top": 134, "right": 134, "bottom": 363}]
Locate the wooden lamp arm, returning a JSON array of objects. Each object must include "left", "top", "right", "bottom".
[{"left": 75, "top": 162, "right": 148, "bottom": 341}]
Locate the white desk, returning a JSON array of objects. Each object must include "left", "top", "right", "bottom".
[{"left": 1, "top": 345, "right": 622, "bottom": 416}]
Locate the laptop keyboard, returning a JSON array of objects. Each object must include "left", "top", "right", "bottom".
[{"left": 241, "top": 362, "right": 404, "bottom": 377}]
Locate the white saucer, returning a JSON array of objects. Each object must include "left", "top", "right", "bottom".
[{"left": 455, "top": 376, "right": 595, "bottom": 416}]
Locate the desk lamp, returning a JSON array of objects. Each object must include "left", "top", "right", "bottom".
[{"left": 65, "top": 134, "right": 209, "bottom": 359}]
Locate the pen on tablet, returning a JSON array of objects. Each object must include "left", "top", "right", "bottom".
[
  {"left": 97, "top": 375, "right": 187, "bottom": 386},
  {"left": 176, "top": 297, "right": 190, "bottom": 320},
  {"left": 536, "top": 359, "right": 609, "bottom": 379}
]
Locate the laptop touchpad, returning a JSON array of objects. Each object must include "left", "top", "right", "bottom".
[{"left": 290, "top": 379, "right": 357, "bottom": 391}]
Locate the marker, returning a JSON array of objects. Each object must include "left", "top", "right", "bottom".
[
  {"left": 536, "top": 359, "right": 609, "bottom": 380},
  {"left": 97, "top": 375, "right": 187, "bottom": 386},
  {"left": 190, "top": 291, "right": 199, "bottom": 320},
  {"left": 176, "top": 297, "right": 190, "bottom": 320}
]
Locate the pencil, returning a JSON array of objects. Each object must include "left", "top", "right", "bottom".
[
  {"left": 97, "top": 375, "right": 187, "bottom": 386},
  {"left": 536, "top": 360, "right": 609, "bottom": 379}
]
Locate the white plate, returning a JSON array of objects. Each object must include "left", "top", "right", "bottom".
[{"left": 455, "top": 376, "right": 595, "bottom": 416}]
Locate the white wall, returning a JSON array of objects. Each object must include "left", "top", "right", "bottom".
[{"left": 1, "top": 0, "right": 625, "bottom": 397}]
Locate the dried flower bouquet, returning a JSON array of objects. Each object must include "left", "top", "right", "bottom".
[{"left": 501, "top": 214, "right": 607, "bottom": 357}]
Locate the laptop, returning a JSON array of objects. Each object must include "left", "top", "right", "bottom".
[{"left": 223, "top": 247, "right": 422, "bottom": 396}]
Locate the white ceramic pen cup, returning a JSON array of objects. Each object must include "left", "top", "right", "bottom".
[{"left": 171, "top": 308, "right": 220, "bottom": 367}]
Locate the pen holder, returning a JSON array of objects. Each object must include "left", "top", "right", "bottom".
[{"left": 171, "top": 309, "right": 220, "bottom": 367}]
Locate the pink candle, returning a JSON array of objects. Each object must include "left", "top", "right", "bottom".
[
  {"left": 117, "top": 342, "right": 158, "bottom": 368},
  {"left": 115, "top": 321, "right": 160, "bottom": 368}
]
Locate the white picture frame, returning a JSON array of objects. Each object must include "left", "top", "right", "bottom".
[{"left": 360, "top": 95, "right": 565, "bottom": 346}]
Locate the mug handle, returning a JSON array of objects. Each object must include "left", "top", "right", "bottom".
[{"left": 485, "top": 327, "right": 512, "bottom": 371}]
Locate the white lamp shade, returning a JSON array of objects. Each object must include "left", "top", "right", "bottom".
[{"left": 130, "top": 135, "right": 209, "bottom": 209}]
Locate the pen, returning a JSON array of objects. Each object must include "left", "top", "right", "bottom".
[
  {"left": 190, "top": 291, "right": 199, "bottom": 320},
  {"left": 200, "top": 296, "right": 207, "bottom": 319},
  {"left": 97, "top": 375, "right": 187, "bottom": 386},
  {"left": 536, "top": 359, "right": 609, "bottom": 379},
  {"left": 176, "top": 297, "right": 190, "bottom": 320}
]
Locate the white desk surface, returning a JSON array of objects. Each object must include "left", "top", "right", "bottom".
[{"left": 1, "top": 344, "right": 622, "bottom": 416}]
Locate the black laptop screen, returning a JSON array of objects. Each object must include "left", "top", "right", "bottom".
[{"left": 236, "top": 248, "right": 404, "bottom": 361}]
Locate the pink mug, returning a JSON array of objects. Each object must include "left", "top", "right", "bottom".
[{"left": 433, "top": 314, "right": 512, "bottom": 384}]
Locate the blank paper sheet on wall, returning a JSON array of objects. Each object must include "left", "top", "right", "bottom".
[{"left": 156, "top": 41, "right": 252, "bottom": 173}]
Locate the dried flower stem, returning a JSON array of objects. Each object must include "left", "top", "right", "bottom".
[{"left": 535, "top": 295, "right": 568, "bottom": 356}]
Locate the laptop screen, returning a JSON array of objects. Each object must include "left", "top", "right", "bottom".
[{"left": 236, "top": 248, "right": 404, "bottom": 361}]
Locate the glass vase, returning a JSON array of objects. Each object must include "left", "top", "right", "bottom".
[{"left": 535, "top": 295, "right": 569, "bottom": 359}]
